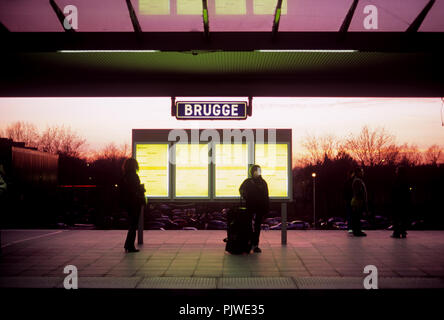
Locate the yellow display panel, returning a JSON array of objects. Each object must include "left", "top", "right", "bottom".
[
  {"left": 215, "top": 144, "right": 248, "bottom": 197},
  {"left": 215, "top": 0, "right": 246, "bottom": 15},
  {"left": 177, "top": 0, "right": 202, "bottom": 15},
  {"left": 139, "top": 0, "right": 170, "bottom": 15},
  {"left": 253, "top": 0, "right": 287, "bottom": 15},
  {"left": 175, "top": 144, "right": 209, "bottom": 197},
  {"left": 136, "top": 144, "right": 169, "bottom": 197},
  {"left": 255, "top": 144, "right": 288, "bottom": 197}
]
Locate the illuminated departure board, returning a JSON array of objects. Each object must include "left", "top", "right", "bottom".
[
  {"left": 215, "top": 144, "right": 249, "bottom": 197},
  {"left": 175, "top": 144, "right": 209, "bottom": 197},
  {"left": 255, "top": 143, "right": 288, "bottom": 197},
  {"left": 135, "top": 144, "right": 169, "bottom": 197},
  {"left": 133, "top": 129, "right": 292, "bottom": 201}
]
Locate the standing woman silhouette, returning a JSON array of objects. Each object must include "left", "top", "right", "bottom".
[{"left": 120, "top": 158, "right": 146, "bottom": 253}]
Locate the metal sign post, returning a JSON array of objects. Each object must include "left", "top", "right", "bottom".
[
  {"left": 138, "top": 206, "right": 144, "bottom": 244},
  {"left": 312, "top": 173, "right": 316, "bottom": 229},
  {"left": 281, "top": 202, "right": 287, "bottom": 245}
]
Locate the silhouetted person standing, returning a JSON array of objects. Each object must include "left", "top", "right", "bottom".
[
  {"left": 391, "top": 166, "right": 410, "bottom": 238},
  {"left": 343, "top": 169, "right": 355, "bottom": 234},
  {"left": 0, "top": 164, "right": 7, "bottom": 256},
  {"left": 0, "top": 164, "right": 6, "bottom": 197},
  {"left": 120, "top": 158, "right": 146, "bottom": 253},
  {"left": 239, "top": 165, "right": 269, "bottom": 253},
  {"left": 351, "top": 168, "right": 367, "bottom": 237}
]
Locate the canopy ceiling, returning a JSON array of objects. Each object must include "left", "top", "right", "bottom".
[{"left": 1, "top": 1, "right": 443, "bottom": 97}]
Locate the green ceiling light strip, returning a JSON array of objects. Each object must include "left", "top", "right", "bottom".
[
  {"left": 257, "top": 50, "right": 357, "bottom": 53},
  {"left": 125, "top": 0, "right": 142, "bottom": 33},
  {"left": 203, "top": 10, "right": 209, "bottom": 25},
  {"left": 49, "top": 0, "right": 76, "bottom": 33},
  {"left": 57, "top": 50, "right": 160, "bottom": 53},
  {"left": 272, "top": 0, "right": 283, "bottom": 39},
  {"left": 203, "top": 9, "right": 208, "bottom": 24},
  {"left": 274, "top": 8, "right": 281, "bottom": 25},
  {"left": 202, "top": 0, "right": 209, "bottom": 39},
  {"left": 406, "top": 0, "right": 435, "bottom": 32}
]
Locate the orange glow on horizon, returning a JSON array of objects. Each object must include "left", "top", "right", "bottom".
[{"left": 1, "top": 97, "right": 443, "bottom": 167}]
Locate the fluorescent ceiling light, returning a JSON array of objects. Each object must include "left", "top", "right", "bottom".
[
  {"left": 58, "top": 50, "right": 160, "bottom": 53},
  {"left": 58, "top": 49, "right": 356, "bottom": 53},
  {"left": 257, "top": 49, "right": 357, "bottom": 53}
]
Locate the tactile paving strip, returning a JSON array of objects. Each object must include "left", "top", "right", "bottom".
[
  {"left": 2, "top": 276, "right": 443, "bottom": 289},
  {"left": 0, "top": 277, "right": 62, "bottom": 288},
  {"left": 218, "top": 277, "right": 296, "bottom": 289},
  {"left": 75, "top": 277, "right": 142, "bottom": 289},
  {"left": 294, "top": 277, "right": 364, "bottom": 289},
  {"left": 294, "top": 277, "right": 444, "bottom": 289},
  {"left": 378, "top": 277, "right": 444, "bottom": 289},
  {"left": 137, "top": 277, "right": 217, "bottom": 289}
]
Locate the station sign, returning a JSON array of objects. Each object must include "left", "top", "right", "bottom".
[{"left": 175, "top": 101, "right": 248, "bottom": 120}]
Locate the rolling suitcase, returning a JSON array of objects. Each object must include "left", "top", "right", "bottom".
[{"left": 225, "top": 201, "right": 253, "bottom": 254}]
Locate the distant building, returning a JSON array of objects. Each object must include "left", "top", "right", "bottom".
[{"left": 0, "top": 138, "right": 58, "bottom": 187}]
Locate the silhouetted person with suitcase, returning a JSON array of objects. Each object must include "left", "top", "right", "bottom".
[
  {"left": 239, "top": 165, "right": 269, "bottom": 253},
  {"left": 391, "top": 166, "right": 410, "bottom": 238},
  {"left": 120, "top": 158, "right": 146, "bottom": 253}
]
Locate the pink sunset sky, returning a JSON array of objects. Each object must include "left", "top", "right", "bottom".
[{"left": 1, "top": 97, "right": 443, "bottom": 163}]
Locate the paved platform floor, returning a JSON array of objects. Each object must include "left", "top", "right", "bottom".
[{"left": 1, "top": 230, "right": 443, "bottom": 289}]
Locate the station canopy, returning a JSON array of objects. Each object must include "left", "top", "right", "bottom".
[
  {"left": 1, "top": 0, "right": 443, "bottom": 97},
  {"left": 2, "top": 0, "right": 444, "bottom": 32}
]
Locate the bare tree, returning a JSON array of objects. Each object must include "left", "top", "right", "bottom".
[
  {"left": 294, "top": 156, "right": 311, "bottom": 168},
  {"left": 38, "top": 125, "right": 86, "bottom": 157},
  {"left": 383, "top": 144, "right": 402, "bottom": 165},
  {"left": 319, "top": 135, "right": 338, "bottom": 160},
  {"left": 301, "top": 134, "right": 321, "bottom": 165},
  {"left": 398, "top": 144, "right": 423, "bottom": 166},
  {"left": 3, "top": 121, "right": 40, "bottom": 148},
  {"left": 93, "top": 142, "right": 131, "bottom": 161},
  {"left": 121, "top": 143, "right": 131, "bottom": 159},
  {"left": 301, "top": 134, "right": 338, "bottom": 164},
  {"left": 424, "top": 144, "right": 443, "bottom": 165},
  {"left": 344, "top": 126, "right": 399, "bottom": 166}
]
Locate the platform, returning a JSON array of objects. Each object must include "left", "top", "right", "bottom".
[{"left": 1, "top": 230, "right": 443, "bottom": 289}]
